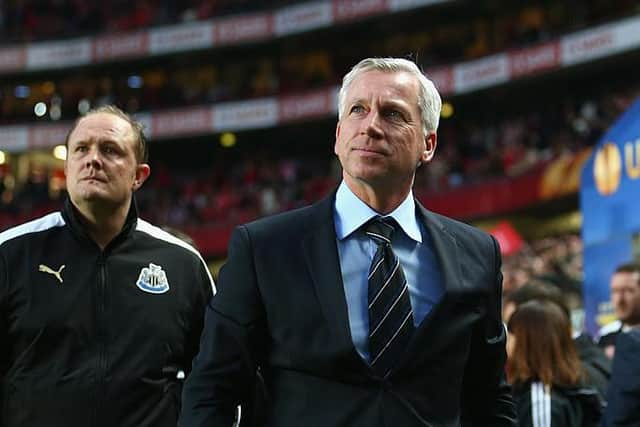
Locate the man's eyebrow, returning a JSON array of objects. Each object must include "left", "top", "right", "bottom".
[
  {"left": 381, "top": 99, "right": 410, "bottom": 109},
  {"left": 348, "top": 97, "right": 367, "bottom": 105},
  {"left": 99, "top": 138, "right": 119, "bottom": 145},
  {"left": 70, "top": 137, "right": 120, "bottom": 146}
]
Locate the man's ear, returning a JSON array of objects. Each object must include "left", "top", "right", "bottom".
[
  {"left": 132, "top": 163, "right": 151, "bottom": 191},
  {"left": 420, "top": 132, "right": 437, "bottom": 164},
  {"left": 334, "top": 121, "right": 342, "bottom": 155}
]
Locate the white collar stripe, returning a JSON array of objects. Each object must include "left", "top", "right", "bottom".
[
  {"left": 136, "top": 219, "right": 216, "bottom": 294},
  {"left": 532, "top": 382, "right": 539, "bottom": 427},
  {"left": 530, "top": 382, "right": 551, "bottom": 427},
  {"left": 598, "top": 320, "right": 623, "bottom": 337},
  {"left": 0, "top": 212, "right": 65, "bottom": 246},
  {"left": 545, "top": 383, "right": 551, "bottom": 426}
]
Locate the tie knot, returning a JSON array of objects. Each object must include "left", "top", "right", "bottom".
[{"left": 364, "top": 217, "right": 396, "bottom": 245}]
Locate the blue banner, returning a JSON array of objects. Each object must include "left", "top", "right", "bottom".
[{"left": 580, "top": 97, "right": 640, "bottom": 335}]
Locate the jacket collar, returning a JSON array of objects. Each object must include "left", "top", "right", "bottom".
[
  {"left": 415, "top": 202, "right": 463, "bottom": 296},
  {"left": 61, "top": 196, "right": 139, "bottom": 251},
  {"left": 302, "top": 190, "right": 351, "bottom": 344}
]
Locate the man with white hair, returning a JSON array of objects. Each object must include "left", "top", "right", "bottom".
[{"left": 181, "top": 58, "right": 516, "bottom": 427}]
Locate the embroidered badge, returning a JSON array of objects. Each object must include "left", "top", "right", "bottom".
[
  {"left": 39, "top": 264, "right": 65, "bottom": 284},
  {"left": 136, "top": 263, "right": 170, "bottom": 294}
]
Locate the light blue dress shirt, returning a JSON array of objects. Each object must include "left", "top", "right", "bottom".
[{"left": 334, "top": 181, "right": 444, "bottom": 362}]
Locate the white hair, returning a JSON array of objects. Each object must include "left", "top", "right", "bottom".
[{"left": 337, "top": 57, "right": 442, "bottom": 134}]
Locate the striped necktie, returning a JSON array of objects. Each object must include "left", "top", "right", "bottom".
[{"left": 365, "top": 216, "right": 414, "bottom": 378}]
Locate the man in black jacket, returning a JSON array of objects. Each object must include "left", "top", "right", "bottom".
[{"left": 0, "top": 105, "right": 214, "bottom": 426}]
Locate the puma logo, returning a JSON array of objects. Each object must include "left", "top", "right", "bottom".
[{"left": 39, "top": 264, "right": 65, "bottom": 284}]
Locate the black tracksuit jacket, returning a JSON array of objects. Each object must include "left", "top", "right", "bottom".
[{"left": 0, "top": 199, "right": 214, "bottom": 427}]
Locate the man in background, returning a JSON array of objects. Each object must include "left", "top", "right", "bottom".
[{"left": 598, "top": 263, "right": 640, "bottom": 359}]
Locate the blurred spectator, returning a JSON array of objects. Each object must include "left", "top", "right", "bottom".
[
  {"left": 507, "top": 299, "right": 603, "bottom": 426},
  {"left": 502, "top": 233, "right": 584, "bottom": 295},
  {"left": 503, "top": 283, "right": 611, "bottom": 402},
  {"left": 598, "top": 263, "right": 640, "bottom": 359}
]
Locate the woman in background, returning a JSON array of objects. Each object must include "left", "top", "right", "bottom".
[{"left": 507, "top": 299, "right": 602, "bottom": 426}]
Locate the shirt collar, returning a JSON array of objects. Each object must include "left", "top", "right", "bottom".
[{"left": 334, "top": 181, "right": 422, "bottom": 243}]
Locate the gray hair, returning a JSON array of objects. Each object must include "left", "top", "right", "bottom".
[{"left": 338, "top": 57, "right": 442, "bottom": 134}]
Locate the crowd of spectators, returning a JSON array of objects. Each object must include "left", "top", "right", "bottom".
[
  {"left": 1, "top": 0, "right": 636, "bottom": 45},
  {"left": 0, "top": 0, "right": 298, "bottom": 43},
  {"left": 2, "top": 1, "right": 639, "bottom": 125},
  {"left": 1, "top": 0, "right": 638, "bottom": 264},
  {"left": 502, "top": 233, "right": 583, "bottom": 306},
  {"left": 1, "top": 78, "right": 636, "bottom": 235}
]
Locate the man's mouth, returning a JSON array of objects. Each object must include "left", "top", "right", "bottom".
[
  {"left": 82, "top": 176, "right": 107, "bottom": 183},
  {"left": 353, "top": 147, "right": 386, "bottom": 156}
]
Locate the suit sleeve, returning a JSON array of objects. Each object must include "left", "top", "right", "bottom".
[
  {"left": 182, "top": 252, "right": 215, "bottom": 376},
  {"left": 603, "top": 329, "right": 640, "bottom": 427},
  {"left": 460, "top": 235, "right": 517, "bottom": 426},
  {"left": 179, "top": 226, "right": 267, "bottom": 427}
]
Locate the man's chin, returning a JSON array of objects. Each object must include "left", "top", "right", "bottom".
[
  {"left": 79, "top": 191, "right": 107, "bottom": 202},
  {"left": 72, "top": 190, "right": 117, "bottom": 208}
]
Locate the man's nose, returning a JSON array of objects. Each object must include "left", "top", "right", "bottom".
[
  {"left": 361, "top": 111, "right": 383, "bottom": 139},
  {"left": 86, "top": 148, "right": 103, "bottom": 168}
]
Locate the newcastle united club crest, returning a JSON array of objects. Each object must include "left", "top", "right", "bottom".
[{"left": 136, "top": 263, "right": 170, "bottom": 294}]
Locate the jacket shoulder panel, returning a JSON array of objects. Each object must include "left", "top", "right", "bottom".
[
  {"left": 597, "top": 320, "right": 622, "bottom": 340},
  {"left": 0, "top": 212, "right": 65, "bottom": 247}
]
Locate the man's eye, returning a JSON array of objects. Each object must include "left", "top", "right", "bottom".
[
  {"left": 385, "top": 110, "right": 403, "bottom": 119},
  {"left": 350, "top": 105, "right": 365, "bottom": 114},
  {"left": 75, "top": 146, "right": 88, "bottom": 152}
]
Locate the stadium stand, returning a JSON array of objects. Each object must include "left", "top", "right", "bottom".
[{"left": 1, "top": 0, "right": 639, "bottom": 261}]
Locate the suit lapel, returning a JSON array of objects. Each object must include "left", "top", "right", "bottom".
[
  {"left": 393, "top": 202, "right": 464, "bottom": 372},
  {"left": 415, "top": 202, "right": 464, "bottom": 303},
  {"left": 301, "top": 194, "right": 357, "bottom": 355}
]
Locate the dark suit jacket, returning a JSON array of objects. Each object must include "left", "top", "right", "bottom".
[
  {"left": 180, "top": 193, "right": 516, "bottom": 427},
  {"left": 603, "top": 328, "right": 640, "bottom": 427},
  {"left": 574, "top": 333, "right": 611, "bottom": 401}
]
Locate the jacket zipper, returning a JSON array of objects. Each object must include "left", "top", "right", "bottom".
[{"left": 95, "top": 255, "right": 107, "bottom": 427}]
